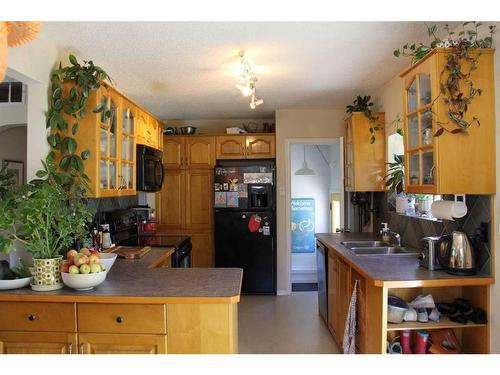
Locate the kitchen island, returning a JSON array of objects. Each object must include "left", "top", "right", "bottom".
[
  {"left": 316, "top": 233, "right": 493, "bottom": 354},
  {"left": 0, "top": 248, "right": 242, "bottom": 354}
]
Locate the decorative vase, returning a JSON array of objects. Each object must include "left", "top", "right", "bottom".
[
  {"left": 31, "top": 256, "right": 63, "bottom": 291},
  {"left": 416, "top": 198, "right": 433, "bottom": 215}
]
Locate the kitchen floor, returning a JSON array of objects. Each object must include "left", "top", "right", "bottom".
[{"left": 238, "top": 292, "right": 340, "bottom": 354}]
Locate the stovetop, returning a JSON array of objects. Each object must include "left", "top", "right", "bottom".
[{"left": 119, "top": 234, "right": 191, "bottom": 249}]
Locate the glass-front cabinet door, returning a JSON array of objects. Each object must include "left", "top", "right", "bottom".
[
  {"left": 119, "top": 102, "right": 136, "bottom": 195},
  {"left": 404, "top": 68, "right": 436, "bottom": 193},
  {"left": 98, "top": 91, "right": 119, "bottom": 196}
]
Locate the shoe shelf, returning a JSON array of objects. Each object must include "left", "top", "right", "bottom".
[{"left": 386, "top": 316, "right": 487, "bottom": 332}]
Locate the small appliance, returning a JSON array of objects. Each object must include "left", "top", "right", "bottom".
[
  {"left": 136, "top": 145, "right": 164, "bottom": 192},
  {"left": 419, "top": 236, "right": 444, "bottom": 271},
  {"left": 436, "top": 230, "right": 477, "bottom": 276}
]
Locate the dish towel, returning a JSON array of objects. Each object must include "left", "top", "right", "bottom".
[{"left": 343, "top": 280, "right": 358, "bottom": 354}]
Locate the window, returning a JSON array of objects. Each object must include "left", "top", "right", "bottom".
[{"left": 0, "top": 82, "right": 24, "bottom": 104}]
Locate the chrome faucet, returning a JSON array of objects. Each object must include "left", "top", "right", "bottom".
[{"left": 380, "top": 222, "right": 402, "bottom": 246}]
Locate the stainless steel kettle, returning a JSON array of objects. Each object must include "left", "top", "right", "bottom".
[{"left": 436, "top": 231, "right": 476, "bottom": 276}]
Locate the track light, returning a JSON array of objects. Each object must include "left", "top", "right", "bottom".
[{"left": 236, "top": 51, "right": 264, "bottom": 110}]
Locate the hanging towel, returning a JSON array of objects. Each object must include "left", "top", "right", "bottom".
[{"left": 343, "top": 279, "right": 358, "bottom": 354}]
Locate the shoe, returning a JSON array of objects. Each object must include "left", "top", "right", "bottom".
[
  {"left": 400, "top": 330, "right": 412, "bottom": 354},
  {"left": 453, "top": 298, "right": 472, "bottom": 312},
  {"left": 417, "top": 308, "right": 428, "bottom": 322},
  {"left": 468, "top": 308, "right": 488, "bottom": 324},
  {"left": 436, "top": 303, "right": 457, "bottom": 315},
  {"left": 410, "top": 294, "right": 436, "bottom": 309},
  {"left": 449, "top": 310, "right": 468, "bottom": 324},
  {"left": 428, "top": 308, "right": 441, "bottom": 322},
  {"left": 428, "top": 329, "right": 460, "bottom": 354},
  {"left": 404, "top": 306, "right": 417, "bottom": 322},
  {"left": 413, "top": 330, "right": 429, "bottom": 354}
]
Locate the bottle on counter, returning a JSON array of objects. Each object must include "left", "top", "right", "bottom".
[{"left": 102, "top": 224, "right": 112, "bottom": 250}]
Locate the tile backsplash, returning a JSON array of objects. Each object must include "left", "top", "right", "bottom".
[
  {"left": 87, "top": 195, "right": 139, "bottom": 218},
  {"left": 373, "top": 193, "right": 492, "bottom": 275}
]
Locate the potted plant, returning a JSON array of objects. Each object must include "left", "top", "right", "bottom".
[
  {"left": 345, "top": 95, "right": 383, "bottom": 144},
  {"left": 415, "top": 194, "right": 434, "bottom": 216},
  {"left": 0, "top": 156, "right": 94, "bottom": 291},
  {"left": 384, "top": 154, "right": 414, "bottom": 214}
]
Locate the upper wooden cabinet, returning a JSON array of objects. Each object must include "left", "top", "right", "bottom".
[
  {"left": 136, "top": 113, "right": 161, "bottom": 150},
  {"left": 344, "top": 112, "right": 385, "bottom": 192},
  {"left": 59, "top": 85, "right": 163, "bottom": 198},
  {"left": 400, "top": 48, "right": 495, "bottom": 194},
  {"left": 216, "top": 134, "right": 276, "bottom": 159},
  {"left": 163, "top": 136, "right": 215, "bottom": 169}
]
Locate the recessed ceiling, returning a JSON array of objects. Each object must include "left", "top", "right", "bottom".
[{"left": 41, "top": 22, "right": 448, "bottom": 120}]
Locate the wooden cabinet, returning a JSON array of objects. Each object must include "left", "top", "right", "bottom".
[
  {"left": 216, "top": 134, "right": 275, "bottom": 160},
  {"left": 163, "top": 137, "right": 184, "bottom": 169},
  {"left": 344, "top": 112, "right": 385, "bottom": 192},
  {"left": 189, "top": 230, "right": 214, "bottom": 268},
  {"left": 59, "top": 85, "right": 163, "bottom": 198},
  {"left": 0, "top": 332, "right": 77, "bottom": 354},
  {"left": 327, "top": 251, "right": 338, "bottom": 340},
  {"left": 79, "top": 333, "right": 167, "bottom": 354},
  {"left": 164, "top": 136, "right": 215, "bottom": 169},
  {"left": 158, "top": 170, "right": 185, "bottom": 229},
  {"left": 335, "top": 257, "right": 351, "bottom": 340},
  {"left": 246, "top": 135, "right": 276, "bottom": 159},
  {"left": 216, "top": 135, "right": 246, "bottom": 159},
  {"left": 186, "top": 170, "right": 213, "bottom": 229},
  {"left": 136, "top": 112, "right": 161, "bottom": 150},
  {"left": 400, "top": 48, "right": 495, "bottom": 194}
]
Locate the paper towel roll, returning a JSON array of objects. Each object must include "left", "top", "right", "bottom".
[{"left": 431, "top": 200, "right": 467, "bottom": 220}]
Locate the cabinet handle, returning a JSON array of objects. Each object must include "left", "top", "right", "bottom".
[
  {"left": 116, "top": 316, "right": 124, "bottom": 323},
  {"left": 80, "top": 343, "right": 85, "bottom": 354},
  {"left": 27, "top": 314, "right": 36, "bottom": 321},
  {"left": 68, "top": 343, "right": 73, "bottom": 354}
]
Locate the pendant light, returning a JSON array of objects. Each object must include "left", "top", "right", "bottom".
[{"left": 295, "top": 145, "right": 316, "bottom": 176}]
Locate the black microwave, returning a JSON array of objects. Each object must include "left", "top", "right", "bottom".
[{"left": 137, "top": 145, "right": 164, "bottom": 192}]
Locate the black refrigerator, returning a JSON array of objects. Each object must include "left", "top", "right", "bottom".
[{"left": 214, "top": 159, "right": 276, "bottom": 295}]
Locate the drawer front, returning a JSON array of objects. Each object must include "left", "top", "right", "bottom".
[
  {"left": 0, "top": 302, "right": 76, "bottom": 332},
  {"left": 78, "top": 304, "right": 166, "bottom": 334}
]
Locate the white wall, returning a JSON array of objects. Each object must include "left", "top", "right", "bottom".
[
  {"left": 0, "top": 126, "right": 27, "bottom": 179},
  {"left": 275, "top": 108, "right": 345, "bottom": 294},
  {"left": 0, "top": 101, "right": 27, "bottom": 127},
  {"left": 370, "top": 23, "right": 500, "bottom": 352},
  {"left": 6, "top": 33, "right": 65, "bottom": 181},
  {"left": 290, "top": 144, "right": 337, "bottom": 283}
]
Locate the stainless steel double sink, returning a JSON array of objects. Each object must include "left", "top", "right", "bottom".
[{"left": 340, "top": 241, "right": 418, "bottom": 256}]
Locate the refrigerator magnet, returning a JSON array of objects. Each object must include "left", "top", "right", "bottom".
[
  {"left": 215, "top": 192, "right": 227, "bottom": 207},
  {"left": 223, "top": 182, "right": 229, "bottom": 191},
  {"left": 227, "top": 192, "right": 239, "bottom": 208},
  {"left": 214, "top": 183, "right": 222, "bottom": 191}
]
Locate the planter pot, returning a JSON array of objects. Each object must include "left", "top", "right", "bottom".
[
  {"left": 31, "top": 256, "right": 63, "bottom": 291},
  {"left": 395, "top": 196, "right": 415, "bottom": 214}
]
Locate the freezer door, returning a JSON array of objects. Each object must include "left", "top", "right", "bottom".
[{"left": 215, "top": 211, "right": 275, "bottom": 294}]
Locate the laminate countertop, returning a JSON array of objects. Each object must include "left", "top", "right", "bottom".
[
  {"left": 316, "top": 233, "right": 493, "bottom": 288},
  {"left": 0, "top": 248, "right": 242, "bottom": 304}
]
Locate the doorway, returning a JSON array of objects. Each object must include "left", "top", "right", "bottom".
[{"left": 286, "top": 138, "right": 344, "bottom": 292}]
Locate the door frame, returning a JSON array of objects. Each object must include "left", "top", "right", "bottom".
[{"left": 284, "top": 137, "right": 344, "bottom": 295}]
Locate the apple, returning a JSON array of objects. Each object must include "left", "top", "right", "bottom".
[
  {"left": 74, "top": 254, "right": 89, "bottom": 266},
  {"left": 79, "top": 247, "right": 91, "bottom": 256},
  {"left": 66, "top": 249, "right": 78, "bottom": 261},
  {"left": 90, "top": 263, "right": 102, "bottom": 273},
  {"left": 88, "top": 253, "right": 100, "bottom": 264},
  {"left": 79, "top": 264, "right": 91, "bottom": 274},
  {"left": 61, "top": 263, "right": 71, "bottom": 273},
  {"left": 68, "top": 265, "right": 80, "bottom": 274}
]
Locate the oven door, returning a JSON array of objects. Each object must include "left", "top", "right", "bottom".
[{"left": 171, "top": 244, "right": 192, "bottom": 268}]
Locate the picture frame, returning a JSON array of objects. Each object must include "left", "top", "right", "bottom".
[{"left": 2, "top": 159, "right": 25, "bottom": 186}]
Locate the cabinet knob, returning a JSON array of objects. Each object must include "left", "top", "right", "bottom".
[
  {"left": 28, "top": 314, "right": 36, "bottom": 321},
  {"left": 116, "top": 316, "right": 124, "bottom": 323}
]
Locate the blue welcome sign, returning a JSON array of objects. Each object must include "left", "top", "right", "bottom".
[{"left": 291, "top": 198, "right": 316, "bottom": 253}]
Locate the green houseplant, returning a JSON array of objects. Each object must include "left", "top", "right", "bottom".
[
  {"left": 0, "top": 158, "right": 94, "bottom": 291},
  {"left": 384, "top": 154, "right": 404, "bottom": 194},
  {"left": 345, "top": 95, "right": 383, "bottom": 144}
]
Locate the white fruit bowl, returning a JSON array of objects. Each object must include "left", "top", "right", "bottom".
[
  {"left": 61, "top": 271, "right": 106, "bottom": 291},
  {"left": 99, "top": 253, "right": 117, "bottom": 273},
  {"left": 0, "top": 277, "right": 32, "bottom": 290}
]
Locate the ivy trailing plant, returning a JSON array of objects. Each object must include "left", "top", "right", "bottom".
[
  {"left": 46, "top": 54, "right": 113, "bottom": 196},
  {"left": 346, "top": 95, "right": 383, "bottom": 144},
  {"left": 394, "top": 22, "right": 496, "bottom": 137}
]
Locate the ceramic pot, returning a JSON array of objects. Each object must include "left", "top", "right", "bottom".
[{"left": 31, "top": 256, "right": 63, "bottom": 291}]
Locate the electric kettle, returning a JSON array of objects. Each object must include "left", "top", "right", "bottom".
[{"left": 436, "top": 231, "right": 476, "bottom": 276}]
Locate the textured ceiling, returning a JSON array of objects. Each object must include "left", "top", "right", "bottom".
[{"left": 41, "top": 22, "right": 447, "bottom": 120}]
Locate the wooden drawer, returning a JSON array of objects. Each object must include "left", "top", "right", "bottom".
[
  {"left": 0, "top": 302, "right": 76, "bottom": 333},
  {"left": 78, "top": 304, "right": 166, "bottom": 334}
]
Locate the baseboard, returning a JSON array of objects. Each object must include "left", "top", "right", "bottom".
[
  {"left": 291, "top": 268, "right": 317, "bottom": 283},
  {"left": 277, "top": 289, "right": 290, "bottom": 296}
]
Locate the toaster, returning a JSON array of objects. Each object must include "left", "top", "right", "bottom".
[{"left": 419, "top": 237, "right": 444, "bottom": 270}]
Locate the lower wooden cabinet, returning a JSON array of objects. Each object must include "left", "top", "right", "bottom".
[
  {"left": 327, "top": 251, "right": 338, "bottom": 339},
  {"left": 0, "top": 332, "right": 77, "bottom": 354},
  {"left": 79, "top": 333, "right": 167, "bottom": 354}
]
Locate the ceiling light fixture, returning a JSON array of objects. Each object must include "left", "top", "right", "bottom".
[
  {"left": 295, "top": 145, "right": 316, "bottom": 176},
  {"left": 236, "top": 51, "right": 264, "bottom": 110}
]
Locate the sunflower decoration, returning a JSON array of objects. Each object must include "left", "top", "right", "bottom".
[{"left": 0, "top": 21, "right": 42, "bottom": 80}]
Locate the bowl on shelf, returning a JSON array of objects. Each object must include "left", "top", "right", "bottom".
[
  {"left": 61, "top": 271, "right": 106, "bottom": 291},
  {"left": 0, "top": 277, "right": 32, "bottom": 290},
  {"left": 99, "top": 253, "right": 117, "bottom": 273},
  {"left": 388, "top": 295, "right": 409, "bottom": 323},
  {"left": 179, "top": 126, "right": 197, "bottom": 135}
]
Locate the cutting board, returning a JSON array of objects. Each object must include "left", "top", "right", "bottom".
[{"left": 111, "top": 246, "right": 151, "bottom": 259}]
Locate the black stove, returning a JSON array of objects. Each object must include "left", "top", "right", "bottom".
[{"left": 105, "top": 209, "right": 192, "bottom": 268}]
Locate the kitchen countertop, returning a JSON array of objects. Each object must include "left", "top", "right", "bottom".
[
  {"left": 316, "top": 233, "right": 493, "bottom": 288},
  {"left": 0, "top": 248, "right": 242, "bottom": 304}
]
